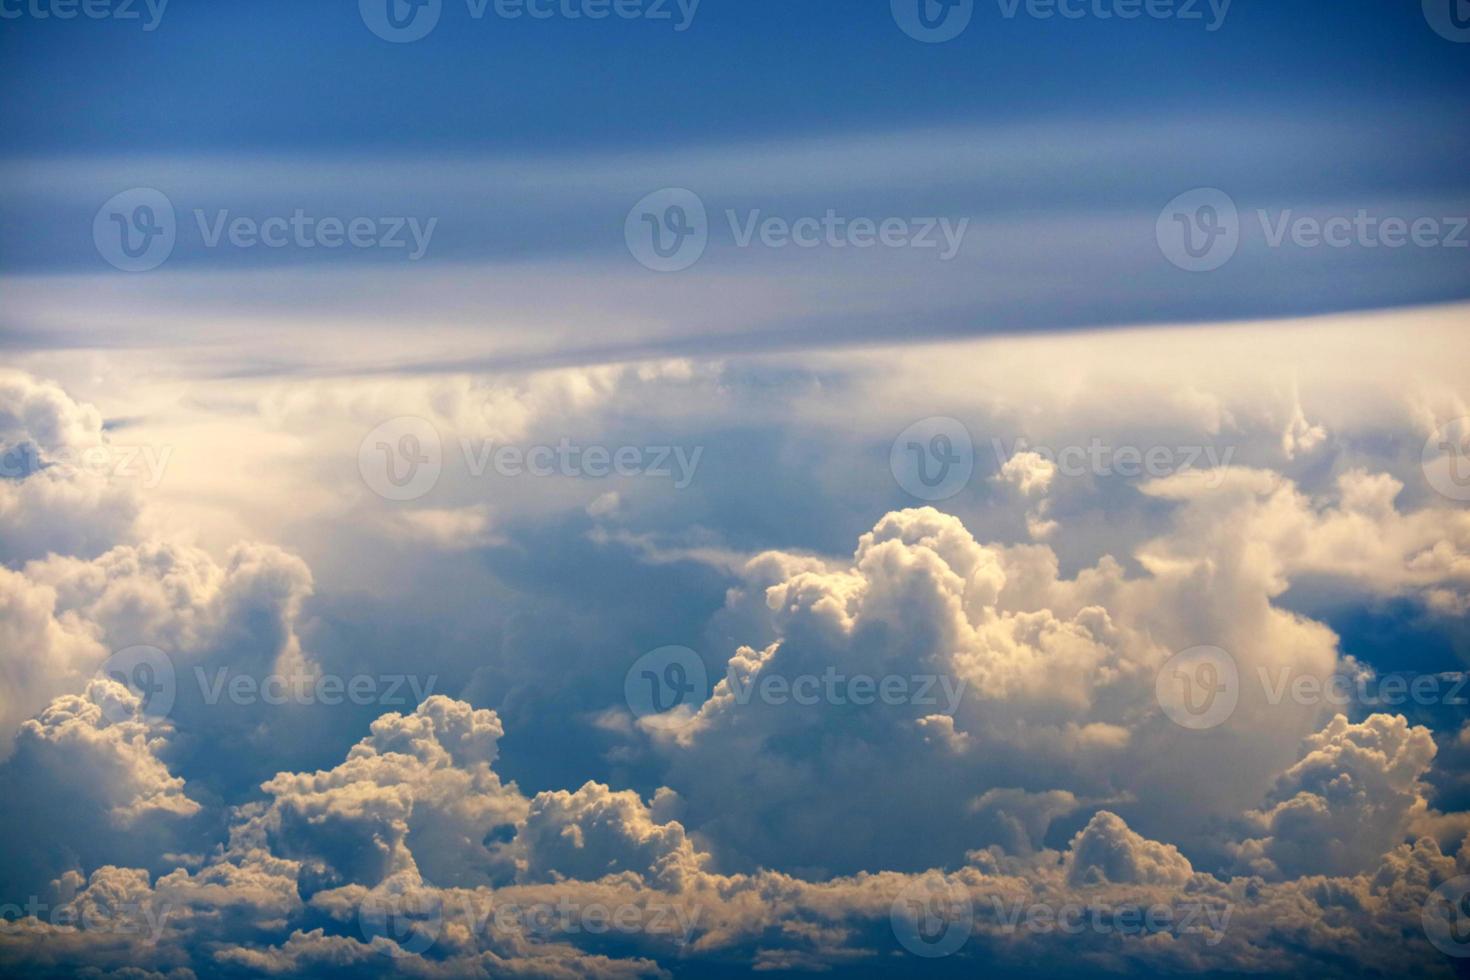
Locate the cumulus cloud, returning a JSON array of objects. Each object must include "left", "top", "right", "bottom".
[
  {"left": 1233, "top": 713, "right": 1441, "bottom": 878},
  {"left": 1, "top": 335, "right": 1468, "bottom": 980},
  {"left": 0, "top": 371, "right": 141, "bottom": 564},
  {"left": 245, "top": 697, "right": 526, "bottom": 893},
  {"left": 0, "top": 680, "right": 202, "bottom": 898},
  {"left": 4, "top": 697, "right": 1464, "bottom": 977},
  {"left": 652, "top": 504, "right": 1345, "bottom": 872}
]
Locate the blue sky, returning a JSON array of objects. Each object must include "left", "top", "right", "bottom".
[
  {"left": 2, "top": 4, "right": 1470, "bottom": 979},
  {"left": 3, "top": 0, "right": 1469, "bottom": 346},
  {"left": 4, "top": 1, "right": 1467, "bottom": 155}
]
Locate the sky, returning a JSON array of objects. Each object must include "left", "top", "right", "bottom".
[{"left": 1, "top": 2, "right": 1470, "bottom": 979}]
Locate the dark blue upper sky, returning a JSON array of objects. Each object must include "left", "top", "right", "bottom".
[
  {"left": 2, "top": 1, "right": 1468, "bottom": 358},
  {"left": 3, "top": 0, "right": 1466, "bottom": 156}
]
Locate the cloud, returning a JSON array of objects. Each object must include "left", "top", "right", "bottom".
[
  {"left": 0, "top": 687, "right": 1465, "bottom": 977},
  {"left": 0, "top": 680, "right": 202, "bottom": 898},
  {"left": 0, "top": 370, "right": 140, "bottom": 565},
  {"left": 1234, "top": 713, "right": 1440, "bottom": 879}
]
